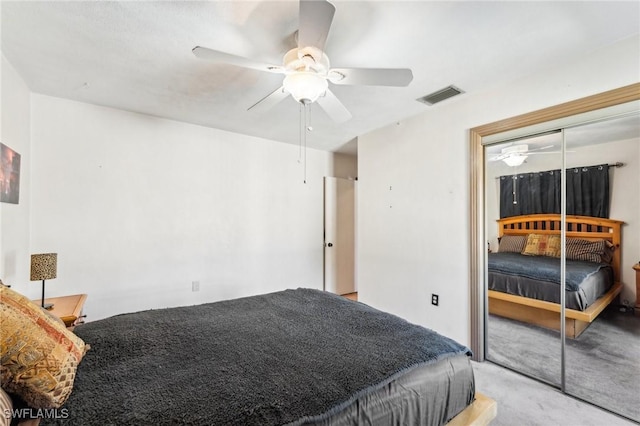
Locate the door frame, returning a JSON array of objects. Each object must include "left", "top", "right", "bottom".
[{"left": 468, "top": 82, "right": 640, "bottom": 361}]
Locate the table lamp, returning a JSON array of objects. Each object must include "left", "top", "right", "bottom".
[{"left": 30, "top": 253, "right": 57, "bottom": 309}]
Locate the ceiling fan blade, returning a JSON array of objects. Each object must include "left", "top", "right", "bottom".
[
  {"left": 527, "top": 144, "right": 554, "bottom": 152},
  {"left": 298, "top": 0, "right": 335, "bottom": 52},
  {"left": 491, "top": 154, "right": 509, "bottom": 161},
  {"left": 192, "top": 46, "right": 284, "bottom": 74},
  {"left": 247, "top": 86, "right": 290, "bottom": 114},
  {"left": 316, "top": 89, "right": 352, "bottom": 123},
  {"left": 328, "top": 68, "right": 413, "bottom": 87},
  {"left": 528, "top": 150, "right": 575, "bottom": 155}
]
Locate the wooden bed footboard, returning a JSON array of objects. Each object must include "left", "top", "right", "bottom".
[
  {"left": 448, "top": 393, "right": 497, "bottom": 426},
  {"left": 490, "top": 214, "right": 624, "bottom": 338}
]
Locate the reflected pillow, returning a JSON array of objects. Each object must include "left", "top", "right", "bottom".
[
  {"left": 566, "top": 238, "right": 615, "bottom": 264},
  {"left": 521, "top": 234, "right": 559, "bottom": 257},
  {"left": 498, "top": 235, "right": 527, "bottom": 253},
  {"left": 543, "top": 234, "right": 561, "bottom": 257}
]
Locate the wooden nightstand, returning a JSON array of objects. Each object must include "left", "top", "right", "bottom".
[
  {"left": 33, "top": 294, "right": 87, "bottom": 328},
  {"left": 634, "top": 263, "right": 640, "bottom": 309}
]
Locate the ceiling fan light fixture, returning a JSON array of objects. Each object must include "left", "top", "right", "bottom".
[
  {"left": 283, "top": 72, "right": 328, "bottom": 104},
  {"left": 503, "top": 154, "right": 528, "bottom": 167},
  {"left": 193, "top": 0, "right": 413, "bottom": 121}
]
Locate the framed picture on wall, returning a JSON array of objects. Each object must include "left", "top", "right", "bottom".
[{"left": 1, "top": 142, "right": 21, "bottom": 204}]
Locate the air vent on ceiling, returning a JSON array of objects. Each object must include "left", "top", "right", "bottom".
[{"left": 417, "top": 85, "right": 464, "bottom": 105}]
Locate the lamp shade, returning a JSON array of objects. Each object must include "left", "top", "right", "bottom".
[{"left": 30, "top": 253, "right": 57, "bottom": 281}]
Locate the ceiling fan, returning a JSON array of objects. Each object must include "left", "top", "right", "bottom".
[
  {"left": 489, "top": 144, "right": 558, "bottom": 167},
  {"left": 192, "top": 0, "right": 413, "bottom": 123}
]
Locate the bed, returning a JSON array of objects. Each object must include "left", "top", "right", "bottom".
[
  {"left": 488, "top": 214, "right": 623, "bottom": 338},
  {"left": 1, "top": 286, "right": 496, "bottom": 426}
]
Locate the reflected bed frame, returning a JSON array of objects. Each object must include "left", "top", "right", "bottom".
[{"left": 488, "top": 214, "right": 623, "bottom": 338}]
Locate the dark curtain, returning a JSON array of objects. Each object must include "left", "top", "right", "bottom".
[
  {"left": 499, "top": 164, "right": 609, "bottom": 218},
  {"left": 566, "top": 165, "right": 610, "bottom": 218}
]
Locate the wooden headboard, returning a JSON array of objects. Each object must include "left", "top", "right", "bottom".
[{"left": 497, "top": 214, "right": 624, "bottom": 282}]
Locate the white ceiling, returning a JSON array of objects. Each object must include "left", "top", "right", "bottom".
[{"left": 2, "top": 1, "right": 639, "bottom": 155}]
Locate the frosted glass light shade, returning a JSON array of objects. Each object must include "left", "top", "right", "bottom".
[
  {"left": 283, "top": 72, "right": 328, "bottom": 103},
  {"left": 503, "top": 154, "right": 527, "bottom": 167}
]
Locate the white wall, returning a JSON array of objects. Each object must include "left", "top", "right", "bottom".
[
  {"left": 29, "top": 94, "right": 334, "bottom": 321},
  {"left": 331, "top": 152, "right": 357, "bottom": 180},
  {"left": 1, "top": 54, "right": 31, "bottom": 291},
  {"left": 358, "top": 35, "right": 640, "bottom": 346},
  {"left": 486, "top": 138, "right": 640, "bottom": 304}
]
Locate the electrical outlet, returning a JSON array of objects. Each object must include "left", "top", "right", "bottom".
[
  {"left": 192, "top": 281, "right": 200, "bottom": 292},
  {"left": 431, "top": 294, "right": 439, "bottom": 306}
]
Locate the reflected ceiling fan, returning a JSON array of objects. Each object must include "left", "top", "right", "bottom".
[
  {"left": 489, "top": 144, "right": 560, "bottom": 167},
  {"left": 192, "top": 0, "right": 413, "bottom": 123}
]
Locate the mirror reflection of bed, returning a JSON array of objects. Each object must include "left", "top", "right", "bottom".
[
  {"left": 483, "top": 111, "right": 640, "bottom": 421},
  {"left": 488, "top": 214, "right": 622, "bottom": 338}
]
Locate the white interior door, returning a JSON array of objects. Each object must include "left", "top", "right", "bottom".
[{"left": 324, "top": 177, "right": 355, "bottom": 295}]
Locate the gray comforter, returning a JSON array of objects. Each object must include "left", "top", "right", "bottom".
[
  {"left": 41, "top": 288, "right": 473, "bottom": 426},
  {"left": 488, "top": 252, "right": 612, "bottom": 291},
  {"left": 488, "top": 253, "right": 613, "bottom": 310}
]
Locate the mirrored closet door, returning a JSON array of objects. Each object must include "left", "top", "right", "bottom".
[
  {"left": 484, "top": 132, "right": 564, "bottom": 387},
  {"left": 482, "top": 101, "right": 640, "bottom": 423},
  {"left": 563, "top": 113, "right": 640, "bottom": 422}
]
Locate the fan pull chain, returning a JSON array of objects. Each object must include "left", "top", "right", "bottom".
[
  {"left": 298, "top": 103, "right": 303, "bottom": 163},
  {"left": 297, "top": 101, "right": 312, "bottom": 184},
  {"left": 303, "top": 102, "right": 309, "bottom": 184}
]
